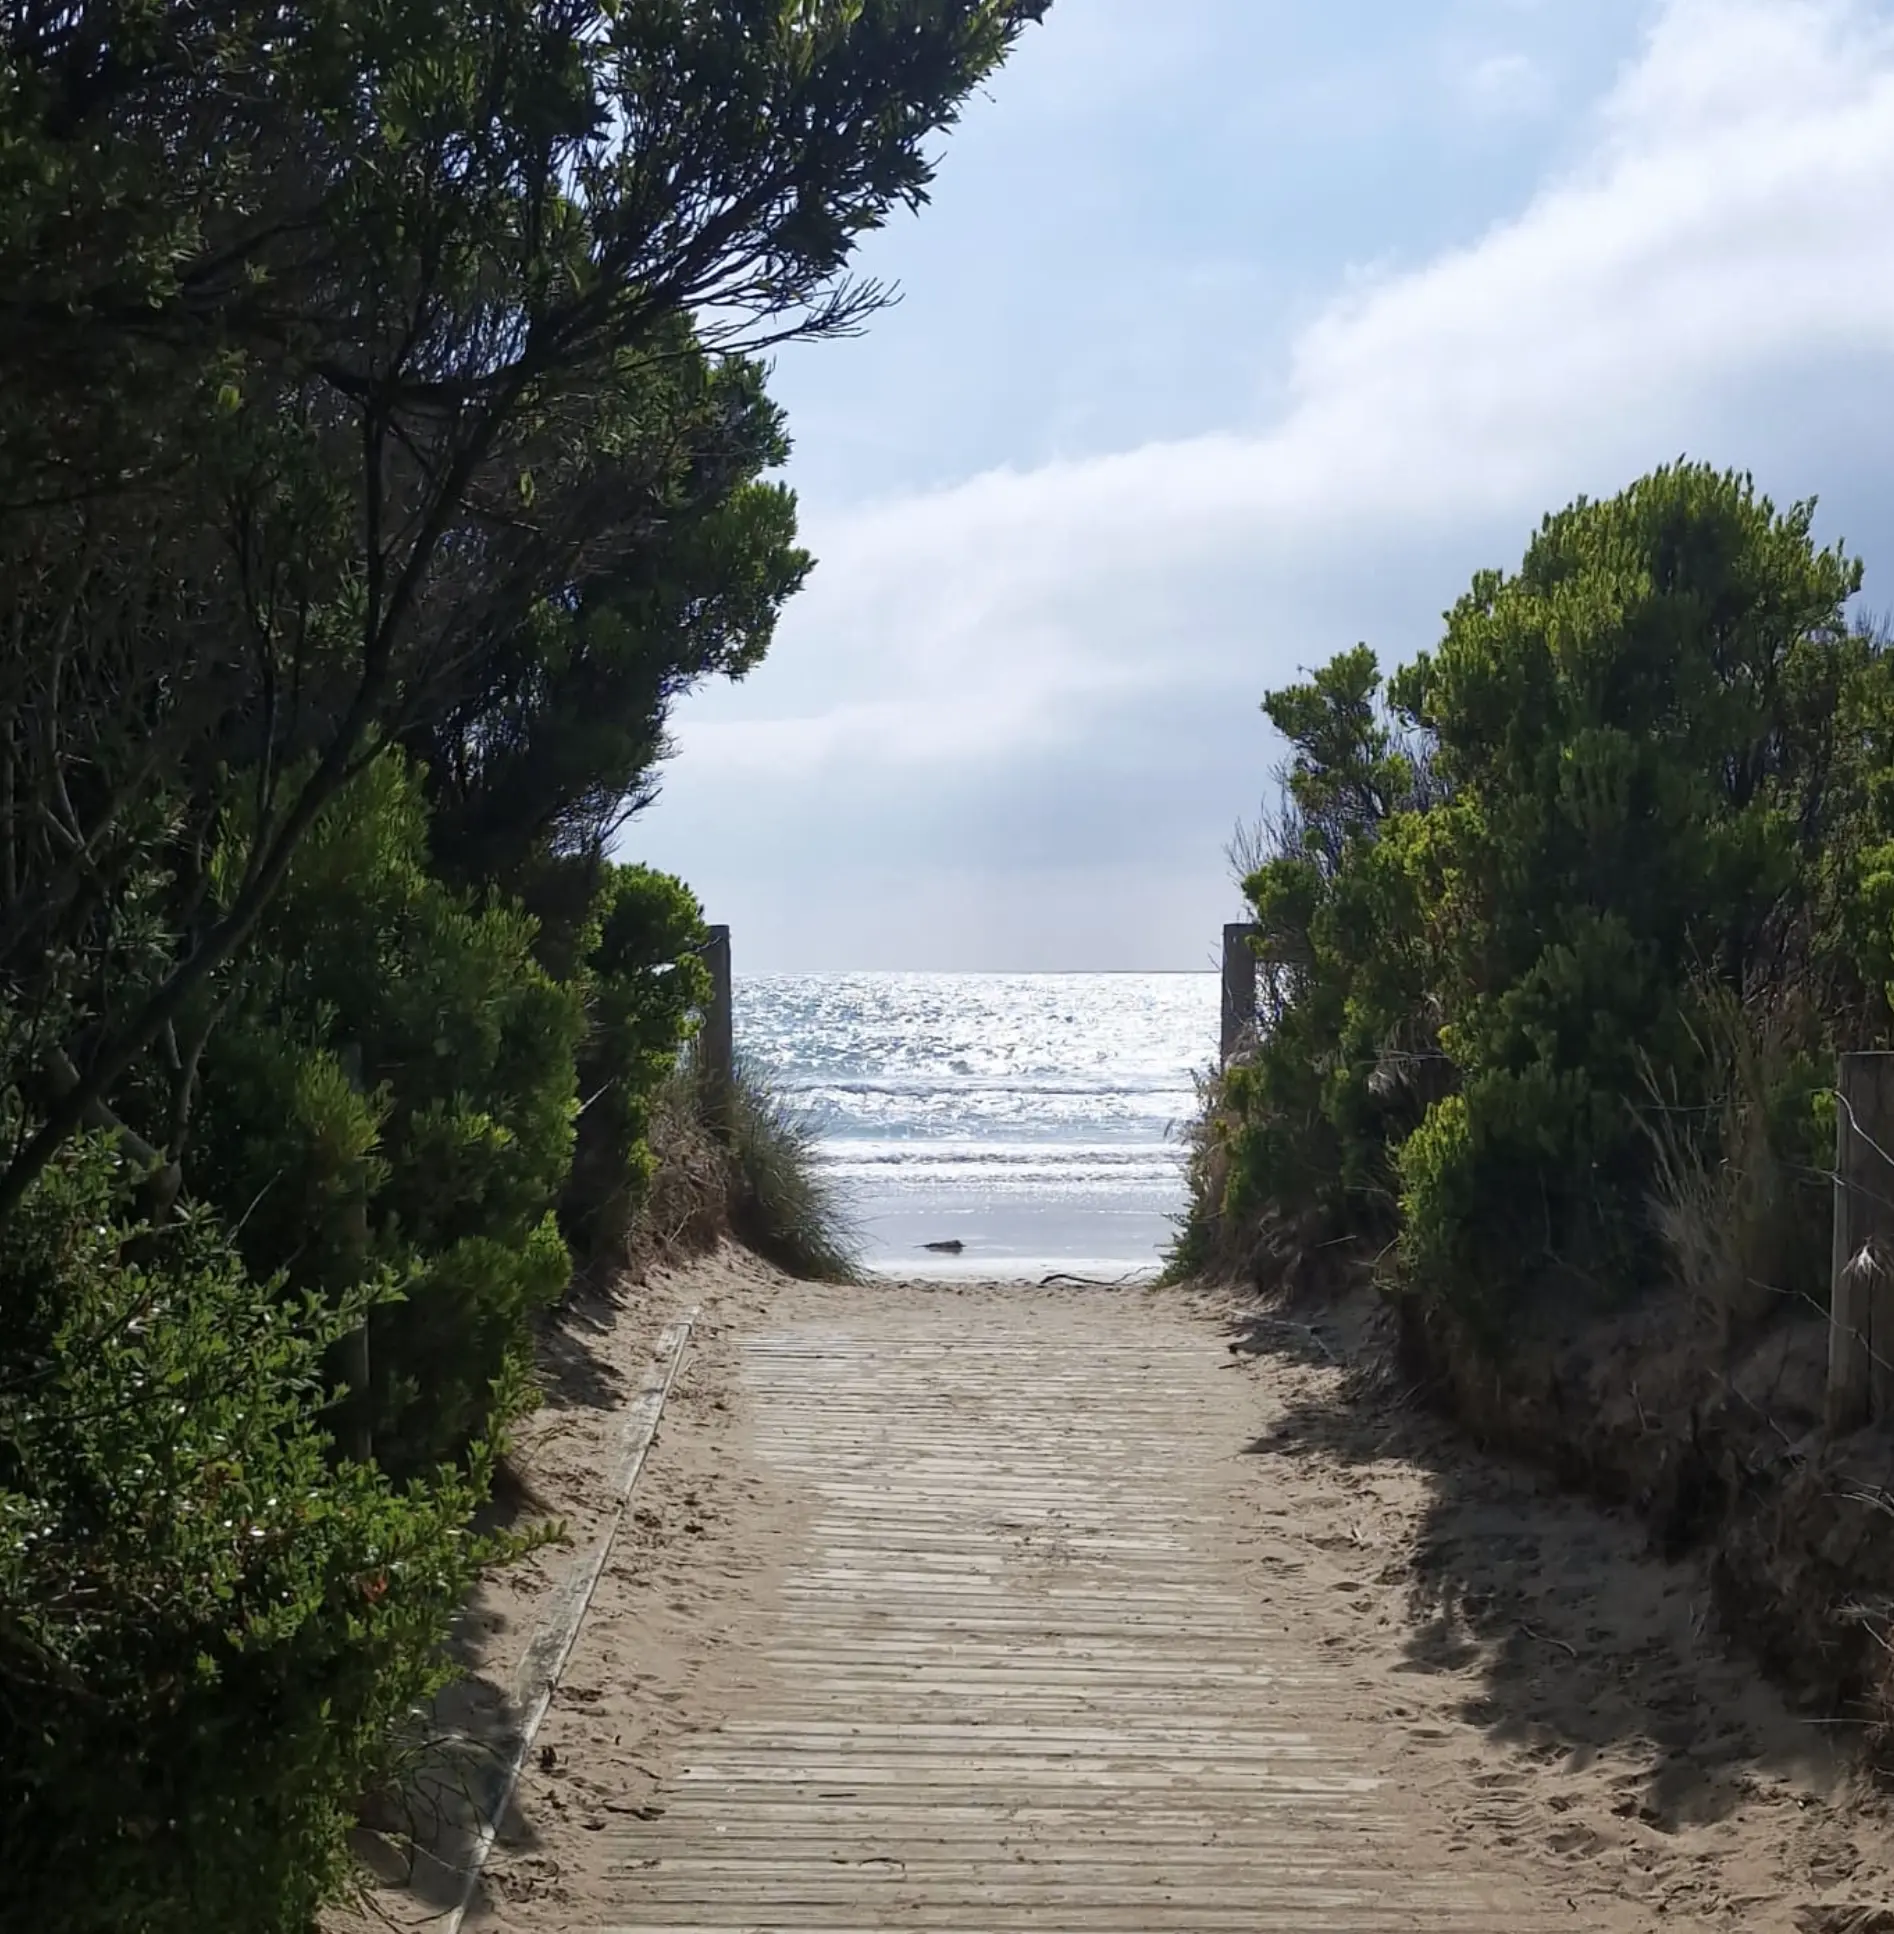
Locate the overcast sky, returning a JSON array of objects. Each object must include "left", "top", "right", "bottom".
[{"left": 628, "top": 0, "right": 1894, "bottom": 972}]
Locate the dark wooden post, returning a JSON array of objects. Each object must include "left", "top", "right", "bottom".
[
  {"left": 1221, "top": 924, "right": 1260, "bottom": 1068},
  {"left": 702, "top": 925, "right": 734, "bottom": 1108},
  {"left": 1828, "top": 1051, "right": 1894, "bottom": 1433}
]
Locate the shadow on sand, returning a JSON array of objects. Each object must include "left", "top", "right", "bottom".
[
  {"left": 346, "top": 1275, "right": 646, "bottom": 1916},
  {"left": 1222, "top": 1303, "right": 1845, "bottom": 1836}
]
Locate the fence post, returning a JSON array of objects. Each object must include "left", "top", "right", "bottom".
[
  {"left": 702, "top": 924, "right": 734, "bottom": 1113},
  {"left": 1221, "top": 924, "right": 1260, "bottom": 1068},
  {"left": 1828, "top": 1051, "right": 1894, "bottom": 1434}
]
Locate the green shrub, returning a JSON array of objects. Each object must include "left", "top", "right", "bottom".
[
  {"left": 192, "top": 757, "right": 584, "bottom": 1474},
  {"left": 0, "top": 1137, "right": 488, "bottom": 1934},
  {"left": 1171, "top": 647, "right": 1437, "bottom": 1281},
  {"left": 1193, "top": 462, "right": 1890, "bottom": 1342},
  {"left": 1388, "top": 466, "right": 1864, "bottom": 1327},
  {"left": 562, "top": 865, "right": 710, "bottom": 1268}
]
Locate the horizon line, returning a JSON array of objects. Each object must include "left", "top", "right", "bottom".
[{"left": 732, "top": 966, "right": 1220, "bottom": 977}]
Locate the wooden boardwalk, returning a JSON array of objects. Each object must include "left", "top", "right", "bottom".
[{"left": 577, "top": 1294, "right": 1568, "bottom": 1933}]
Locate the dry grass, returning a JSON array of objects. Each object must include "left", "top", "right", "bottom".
[
  {"left": 634, "top": 1056, "right": 733, "bottom": 1267},
  {"left": 1163, "top": 1063, "right": 1357, "bottom": 1297},
  {"left": 637, "top": 1050, "right": 861, "bottom": 1284},
  {"left": 720, "top": 1056, "right": 861, "bottom": 1283},
  {"left": 1163, "top": 1065, "right": 1240, "bottom": 1285},
  {"left": 1638, "top": 981, "right": 1823, "bottom": 1349}
]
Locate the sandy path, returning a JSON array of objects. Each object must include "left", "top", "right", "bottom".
[{"left": 457, "top": 1271, "right": 1894, "bottom": 1933}]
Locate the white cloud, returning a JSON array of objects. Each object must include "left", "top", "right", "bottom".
[
  {"left": 692, "top": 0, "right": 1894, "bottom": 766},
  {"left": 643, "top": 0, "right": 1894, "bottom": 965},
  {"left": 1602, "top": 0, "right": 1894, "bottom": 140}
]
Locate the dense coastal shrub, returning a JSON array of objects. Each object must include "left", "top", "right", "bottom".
[
  {"left": 1183, "top": 463, "right": 1892, "bottom": 1342},
  {"left": 0, "top": 2, "right": 1046, "bottom": 1923},
  {"left": 0, "top": 1139, "right": 488, "bottom": 1934},
  {"left": 191, "top": 758, "right": 585, "bottom": 1475},
  {"left": 563, "top": 867, "right": 713, "bottom": 1269},
  {"left": 0, "top": 0, "right": 1051, "bottom": 1224},
  {"left": 1182, "top": 647, "right": 1439, "bottom": 1286}
]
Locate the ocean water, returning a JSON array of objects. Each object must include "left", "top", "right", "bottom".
[{"left": 735, "top": 972, "right": 1220, "bottom": 1280}]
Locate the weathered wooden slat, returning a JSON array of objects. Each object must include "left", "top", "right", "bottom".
[{"left": 582, "top": 1304, "right": 1569, "bottom": 1934}]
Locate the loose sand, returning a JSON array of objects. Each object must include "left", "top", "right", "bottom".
[{"left": 341, "top": 1249, "right": 1894, "bottom": 1932}]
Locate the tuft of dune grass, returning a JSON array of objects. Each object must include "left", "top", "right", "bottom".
[
  {"left": 720, "top": 1055, "right": 863, "bottom": 1284},
  {"left": 641, "top": 1049, "right": 862, "bottom": 1284}
]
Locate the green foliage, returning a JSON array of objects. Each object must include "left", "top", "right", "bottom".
[
  {"left": 1187, "top": 462, "right": 1890, "bottom": 1344},
  {"left": 564, "top": 866, "right": 711, "bottom": 1268},
  {"left": 1194, "top": 646, "right": 1440, "bottom": 1276},
  {"left": 719, "top": 1057, "right": 863, "bottom": 1285},
  {"left": 0, "top": 0, "right": 1050, "bottom": 1221},
  {"left": 0, "top": 3, "right": 1047, "bottom": 1921},
  {"left": 411, "top": 351, "right": 814, "bottom": 885},
  {"left": 0, "top": 1138, "right": 488, "bottom": 1934},
  {"left": 191, "top": 757, "right": 585, "bottom": 1476}
]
